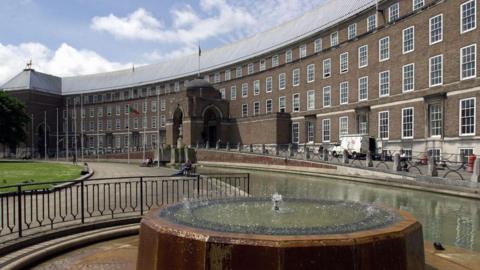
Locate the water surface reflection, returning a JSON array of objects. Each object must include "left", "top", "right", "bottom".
[{"left": 199, "top": 167, "right": 480, "bottom": 252}]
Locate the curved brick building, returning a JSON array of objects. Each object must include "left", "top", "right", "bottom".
[{"left": 1, "top": 0, "right": 479, "bottom": 160}]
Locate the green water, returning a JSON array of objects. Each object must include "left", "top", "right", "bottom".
[
  {"left": 167, "top": 199, "right": 398, "bottom": 234},
  {"left": 199, "top": 167, "right": 480, "bottom": 251}
]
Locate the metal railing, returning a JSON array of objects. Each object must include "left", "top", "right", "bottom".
[
  {"left": 196, "top": 142, "right": 477, "bottom": 183},
  {"left": 0, "top": 173, "right": 250, "bottom": 244}
]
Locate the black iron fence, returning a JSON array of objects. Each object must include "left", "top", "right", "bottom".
[{"left": 0, "top": 173, "right": 250, "bottom": 243}]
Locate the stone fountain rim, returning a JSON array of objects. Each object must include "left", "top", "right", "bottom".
[{"left": 141, "top": 198, "right": 421, "bottom": 246}]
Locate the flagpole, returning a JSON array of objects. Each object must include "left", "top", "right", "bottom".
[
  {"left": 66, "top": 100, "right": 69, "bottom": 161},
  {"left": 142, "top": 97, "right": 146, "bottom": 162},
  {"left": 197, "top": 44, "right": 201, "bottom": 78},
  {"left": 80, "top": 94, "right": 84, "bottom": 162},
  {"left": 56, "top": 108, "right": 59, "bottom": 161},
  {"left": 44, "top": 111, "right": 47, "bottom": 160},
  {"left": 127, "top": 104, "right": 130, "bottom": 164},
  {"left": 74, "top": 98, "right": 77, "bottom": 161},
  {"left": 157, "top": 90, "right": 160, "bottom": 168},
  {"left": 96, "top": 117, "right": 99, "bottom": 162},
  {"left": 31, "top": 114, "right": 34, "bottom": 159}
]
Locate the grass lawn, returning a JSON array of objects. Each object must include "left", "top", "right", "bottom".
[{"left": 0, "top": 161, "right": 82, "bottom": 191}]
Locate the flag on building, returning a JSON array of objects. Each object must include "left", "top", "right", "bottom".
[{"left": 129, "top": 106, "right": 140, "bottom": 115}]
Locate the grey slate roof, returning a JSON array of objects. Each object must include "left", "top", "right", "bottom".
[
  {"left": 2, "top": 0, "right": 376, "bottom": 95},
  {"left": 1, "top": 69, "right": 62, "bottom": 95}
]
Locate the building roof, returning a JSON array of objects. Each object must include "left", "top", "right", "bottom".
[
  {"left": 1, "top": 69, "right": 62, "bottom": 95},
  {"left": 2, "top": 0, "right": 376, "bottom": 95}
]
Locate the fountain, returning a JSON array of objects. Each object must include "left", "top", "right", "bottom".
[{"left": 137, "top": 196, "right": 424, "bottom": 270}]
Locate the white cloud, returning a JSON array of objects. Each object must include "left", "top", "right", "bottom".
[
  {"left": 90, "top": 0, "right": 327, "bottom": 61},
  {"left": 0, "top": 42, "right": 131, "bottom": 84}
]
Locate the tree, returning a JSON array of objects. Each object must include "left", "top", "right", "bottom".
[{"left": 0, "top": 91, "right": 30, "bottom": 148}]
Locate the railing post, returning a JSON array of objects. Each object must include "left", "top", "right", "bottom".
[
  {"left": 197, "top": 174, "right": 201, "bottom": 198},
  {"left": 17, "top": 185, "right": 22, "bottom": 237},
  {"left": 140, "top": 177, "right": 144, "bottom": 215},
  {"left": 247, "top": 173, "right": 250, "bottom": 195},
  {"left": 80, "top": 180, "right": 85, "bottom": 224}
]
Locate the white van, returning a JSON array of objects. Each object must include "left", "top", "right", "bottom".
[{"left": 329, "top": 135, "right": 376, "bottom": 159}]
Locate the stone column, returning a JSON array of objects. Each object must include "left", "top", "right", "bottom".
[
  {"left": 216, "top": 140, "right": 220, "bottom": 150},
  {"left": 288, "top": 144, "right": 293, "bottom": 157},
  {"left": 323, "top": 148, "right": 329, "bottom": 162},
  {"left": 226, "top": 142, "right": 230, "bottom": 151},
  {"left": 206, "top": 141, "right": 210, "bottom": 150},
  {"left": 196, "top": 141, "right": 199, "bottom": 149},
  {"left": 249, "top": 144, "right": 253, "bottom": 153},
  {"left": 428, "top": 157, "right": 438, "bottom": 177},
  {"left": 275, "top": 145, "right": 280, "bottom": 156},
  {"left": 393, "top": 153, "right": 401, "bottom": 172},
  {"left": 343, "top": 150, "right": 349, "bottom": 164},
  {"left": 366, "top": 151, "right": 374, "bottom": 167},
  {"left": 237, "top": 142, "right": 242, "bottom": 152},
  {"left": 471, "top": 158, "right": 480, "bottom": 182}
]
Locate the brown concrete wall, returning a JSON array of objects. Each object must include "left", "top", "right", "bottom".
[{"left": 196, "top": 149, "right": 336, "bottom": 169}]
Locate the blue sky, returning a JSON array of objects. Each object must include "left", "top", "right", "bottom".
[{"left": 0, "top": 0, "right": 327, "bottom": 83}]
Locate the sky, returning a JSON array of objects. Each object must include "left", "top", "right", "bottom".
[{"left": 0, "top": 0, "right": 328, "bottom": 84}]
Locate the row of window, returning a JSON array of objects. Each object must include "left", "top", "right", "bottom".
[
  {"left": 236, "top": 44, "right": 476, "bottom": 113},
  {"left": 85, "top": 133, "right": 163, "bottom": 149},
  {"left": 210, "top": 0, "right": 476, "bottom": 86},
  {"left": 65, "top": 115, "right": 167, "bottom": 133},
  {"left": 290, "top": 97, "right": 477, "bottom": 143},
  {"left": 64, "top": 100, "right": 167, "bottom": 120}
]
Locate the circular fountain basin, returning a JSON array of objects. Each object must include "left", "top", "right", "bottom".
[{"left": 137, "top": 198, "right": 424, "bottom": 270}]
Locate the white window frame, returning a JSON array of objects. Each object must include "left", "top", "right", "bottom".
[
  {"left": 292, "top": 69, "right": 300, "bottom": 87},
  {"left": 279, "top": 73, "right": 286, "bottom": 90},
  {"left": 459, "top": 97, "right": 476, "bottom": 136},
  {"left": 307, "top": 121, "right": 315, "bottom": 143},
  {"left": 323, "top": 58, "right": 331, "bottom": 78},
  {"left": 314, "top": 38, "right": 322, "bottom": 53},
  {"left": 402, "top": 26, "right": 415, "bottom": 54},
  {"left": 358, "top": 45, "right": 368, "bottom": 68},
  {"left": 266, "top": 99, "right": 273, "bottom": 114},
  {"left": 340, "top": 81, "right": 349, "bottom": 105},
  {"left": 241, "top": 83, "right": 248, "bottom": 98},
  {"left": 322, "top": 119, "right": 331, "bottom": 142},
  {"left": 379, "top": 70, "right": 390, "bottom": 97},
  {"left": 389, "top": 3, "right": 400, "bottom": 22},
  {"left": 279, "top": 96, "right": 286, "bottom": 112},
  {"left": 266, "top": 76, "right": 273, "bottom": 93},
  {"left": 242, "top": 104, "right": 248, "bottom": 117},
  {"left": 247, "top": 63, "right": 254, "bottom": 75},
  {"left": 402, "top": 107, "right": 414, "bottom": 139},
  {"left": 253, "top": 101, "right": 260, "bottom": 116},
  {"left": 367, "top": 14, "right": 377, "bottom": 32},
  {"left": 413, "top": 0, "right": 425, "bottom": 11},
  {"left": 292, "top": 93, "right": 300, "bottom": 112},
  {"left": 285, "top": 49, "right": 293, "bottom": 63},
  {"left": 429, "top": 103, "right": 443, "bottom": 137},
  {"left": 230, "top": 85, "right": 237, "bottom": 100},
  {"left": 358, "top": 76, "right": 368, "bottom": 101},
  {"left": 348, "top": 24, "right": 357, "bottom": 40},
  {"left": 272, "top": 55, "right": 279, "bottom": 67},
  {"left": 292, "top": 122, "right": 300, "bottom": 144},
  {"left": 330, "top": 31, "right": 339, "bottom": 47},
  {"left": 429, "top": 14, "right": 443, "bottom": 45},
  {"left": 253, "top": 80, "right": 260, "bottom": 96},
  {"left": 307, "top": 64, "right": 315, "bottom": 83},
  {"left": 323, "top": 86, "right": 331, "bottom": 107},
  {"left": 307, "top": 90, "right": 315, "bottom": 111},
  {"left": 460, "top": 44, "right": 477, "bottom": 80},
  {"left": 236, "top": 66, "right": 242, "bottom": 78},
  {"left": 259, "top": 59, "right": 266, "bottom": 71},
  {"left": 378, "top": 111, "right": 390, "bottom": 139},
  {"left": 461, "top": 0, "right": 477, "bottom": 34},
  {"left": 339, "top": 116, "right": 349, "bottom": 137},
  {"left": 340, "top": 52, "right": 349, "bottom": 73},
  {"left": 402, "top": 63, "right": 415, "bottom": 92},
  {"left": 379, "top": 37, "right": 390, "bottom": 62},
  {"left": 299, "top": 44, "right": 307, "bottom": 58},
  {"left": 429, "top": 55, "right": 443, "bottom": 87},
  {"left": 225, "top": 69, "right": 231, "bottom": 81}
]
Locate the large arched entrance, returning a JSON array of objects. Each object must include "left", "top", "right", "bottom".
[
  {"left": 172, "top": 107, "right": 183, "bottom": 146},
  {"left": 202, "top": 106, "right": 222, "bottom": 147}
]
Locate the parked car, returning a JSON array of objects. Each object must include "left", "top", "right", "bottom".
[{"left": 328, "top": 135, "right": 376, "bottom": 159}]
